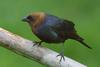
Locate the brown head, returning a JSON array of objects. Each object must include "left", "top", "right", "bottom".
[{"left": 22, "top": 12, "right": 45, "bottom": 30}]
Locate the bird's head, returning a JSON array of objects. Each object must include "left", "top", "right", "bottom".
[{"left": 22, "top": 12, "right": 45, "bottom": 24}]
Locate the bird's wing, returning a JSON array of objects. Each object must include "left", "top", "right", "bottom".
[
  {"left": 35, "top": 25, "right": 59, "bottom": 41},
  {"left": 50, "top": 19, "right": 76, "bottom": 38},
  {"left": 63, "top": 19, "right": 75, "bottom": 31},
  {"left": 51, "top": 19, "right": 76, "bottom": 33}
]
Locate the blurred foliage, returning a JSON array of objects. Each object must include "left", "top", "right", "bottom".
[{"left": 0, "top": 0, "right": 100, "bottom": 67}]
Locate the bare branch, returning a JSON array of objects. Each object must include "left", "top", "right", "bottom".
[{"left": 0, "top": 28, "right": 87, "bottom": 67}]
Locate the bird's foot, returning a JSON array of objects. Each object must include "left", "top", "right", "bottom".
[
  {"left": 33, "top": 41, "right": 43, "bottom": 47},
  {"left": 56, "top": 51, "right": 65, "bottom": 62}
]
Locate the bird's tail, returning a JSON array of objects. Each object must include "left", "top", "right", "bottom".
[
  {"left": 71, "top": 34, "right": 92, "bottom": 49},
  {"left": 76, "top": 38, "right": 92, "bottom": 49}
]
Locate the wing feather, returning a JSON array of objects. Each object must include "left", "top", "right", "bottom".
[{"left": 51, "top": 19, "right": 76, "bottom": 38}]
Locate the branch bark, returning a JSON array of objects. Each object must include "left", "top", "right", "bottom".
[{"left": 0, "top": 28, "right": 87, "bottom": 67}]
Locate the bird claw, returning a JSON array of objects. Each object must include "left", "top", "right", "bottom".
[
  {"left": 56, "top": 51, "right": 65, "bottom": 62},
  {"left": 33, "top": 41, "right": 42, "bottom": 47}
]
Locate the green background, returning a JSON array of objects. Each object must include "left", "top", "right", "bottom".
[{"left": 0, "top": 0, "right": 100, "bottom": 67}]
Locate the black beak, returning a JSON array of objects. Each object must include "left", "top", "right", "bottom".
[{"left": 22, "top": 17, "right": 29, "bottom": 22}]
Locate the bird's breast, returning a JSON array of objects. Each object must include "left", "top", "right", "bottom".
[{"left": 31, "top": 14, "right": 66, "bottom": 43}]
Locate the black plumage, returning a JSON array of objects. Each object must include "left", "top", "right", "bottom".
[{"left": 22, "top": 12, "right": 92, "bottom": 62}]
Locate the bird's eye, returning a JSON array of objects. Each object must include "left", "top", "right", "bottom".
[{"left": 27, "top": 16, "right": 33, "bottom": 21}]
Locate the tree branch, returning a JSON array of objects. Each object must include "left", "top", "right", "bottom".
[{"left": 0, "top": 28, "right": 87, "bottom": 67}]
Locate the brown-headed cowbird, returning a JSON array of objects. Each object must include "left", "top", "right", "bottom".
[{"left": 22, "top": 12, "right": 92, "bottom": 62}]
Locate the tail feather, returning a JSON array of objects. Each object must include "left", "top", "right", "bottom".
[
  {"left": 77, "top": 40, "right": 92, "bottom": 49},
  {"left": 71, "top": 34, "right": 92, "bottom": 49}
]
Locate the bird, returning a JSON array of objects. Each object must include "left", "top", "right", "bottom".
[{"left": 22, "top": 12, "right": 92, "bottom": 62}]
